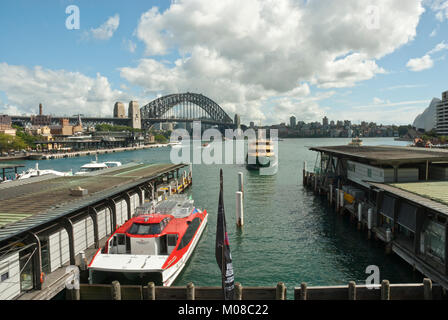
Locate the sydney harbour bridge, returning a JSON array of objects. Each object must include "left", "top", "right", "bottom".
[{"left": 10, "top": 92, "right": 236, "bottom": 131}]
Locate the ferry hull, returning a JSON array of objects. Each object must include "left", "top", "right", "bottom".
[{"left": 89, "top": 214, "right": 208, "bottom": 287}]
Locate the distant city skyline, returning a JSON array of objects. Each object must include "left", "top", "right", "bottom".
[{"left": 0, "top": 1, "right": 448, "bottom": 126}]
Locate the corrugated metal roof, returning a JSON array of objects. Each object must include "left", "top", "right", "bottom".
[
  {"left": 390, "top": 181, "right": 448, "bottom": 207},
  {"left": 0, "top": 163, "right": 186, "bottom": 242},
  {"left": 368, "top": 181, "right": 448, "bottom": 216},
  {"left": 309, "top": 145, "right": 448, "bottom": 164}
]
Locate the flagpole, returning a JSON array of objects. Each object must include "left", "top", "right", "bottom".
[{"left": 221, "top": 244, "right": 226, "bottom": 300}]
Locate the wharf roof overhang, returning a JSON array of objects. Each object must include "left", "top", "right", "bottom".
[
  {"left": 309, "top": 145, "right": 448, "bottom": 166},
  {"left": 367, "top": 181, "right": 448, "bottom": 217},
  {"left": 0, "top": 163, "right": 186, "bottom": 243}
]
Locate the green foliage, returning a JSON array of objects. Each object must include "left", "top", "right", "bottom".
[
  {"left": 397, "top": 125, "right": 409, "bottom": 137},
  {"left": 154, "top": 134, "right": 168, "bottom": 143},
  {"left": 0, "top": 133, "right": 27, "bottom": 152}
]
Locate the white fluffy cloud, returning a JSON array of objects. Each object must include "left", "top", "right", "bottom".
[
  {"left": 406, "top": 41, "right": 448, "bottom": 71},
  {"left": 89, "top": 14, "right": 120, "bottom": 40},
  {"left": 0, "top": 63, "right": 129, "bottom": 116},
  {"left": 407, "top": 55, "right": 434, "bottom": 71},
  {"left": 121, "top": 0, "right": 424, "bottom": 123}
]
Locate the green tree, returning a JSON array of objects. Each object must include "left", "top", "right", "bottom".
[
  {"left": 154, "top": 134, "right": 168, "bottom": 143},
  {"left": 0, "top": 133, "right": 27, "bottom": 152}
]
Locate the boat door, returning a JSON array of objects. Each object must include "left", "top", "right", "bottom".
[
  {"left": 107, "top": 236, "right": 117, "bottom": 254},
  {"left": 167, "top": 234, "right": 178, "bottom": 254},
  {"left": 108, "top": 234, "right": 126, "bottom": 254}
]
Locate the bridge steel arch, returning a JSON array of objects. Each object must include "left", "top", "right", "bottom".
[{"left": 140, "top": 93, "right": 233, "bottom": 125}]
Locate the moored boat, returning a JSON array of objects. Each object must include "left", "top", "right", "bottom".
[
  {"left": 246, "top": 134, "right": 278, "bottom": 174},
  {"left": 88, "top": 195, "right": 208, "bottom": 286},
  {"left": 348, "top": 136, "right": 363, "bottom": 146},
  {"left": 75, "top": 155, "right": 122, "bottom": 175},
  {"left": 17, "top": 163, "right": 73, "bottom": 180}
]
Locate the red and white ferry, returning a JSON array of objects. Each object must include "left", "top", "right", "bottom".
[{"left": 88, "top": 195, "right": 208, "bottom": 286}]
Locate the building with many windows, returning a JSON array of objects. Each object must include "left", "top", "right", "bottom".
[{"left": 436, "top": 91, "right": 448, "bottom": 135}]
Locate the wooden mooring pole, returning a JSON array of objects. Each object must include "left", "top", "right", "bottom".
[{"left": 236, "top": 191, "right": 244, "bottom": 227}]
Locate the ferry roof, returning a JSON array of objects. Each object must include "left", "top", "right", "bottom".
[
  {"left": 368, "top": 181, "right": 448, "bottom": 216},
  {"left": 309, "top": 145, "right": 448, "bottom": 165},
  {"left": 0, "top": 163, "right": 186, "bottom": 242}
]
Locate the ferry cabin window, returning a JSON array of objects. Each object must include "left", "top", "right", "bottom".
[
  {"left": 178, "top": 218, "right": 201, "bottom": 250},
  {"left": 128, "top": 223, "right": 161, "bottom": 235}
]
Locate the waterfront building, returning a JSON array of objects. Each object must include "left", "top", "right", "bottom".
[
  {"left": 128, "top": 101, "right": 141, "bottom": 130},
  {"left": 30, "top": 104, "right": 51, "bottom": 126},
  {"left": 290, "top": 116, "right": 296, "bottom": 128},
  {"left": 50, "top": 118, "right": 73, "bottom": 136},
  {"left": 436, "top": 91, "right": 448, "bottom": 135},
  {"left": 308, "top": 145, "right": 448, "bottom": 288},
  {"left": 322, "top": 116, "right": 329, "bottom": 127},
  {"left": 113, "top": 102, "right": 126, "bottom": 118},
  {"left": 0, "top": 114, "right": 16, "bottom": 136}
]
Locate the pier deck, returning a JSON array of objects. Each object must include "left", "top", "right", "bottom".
[{"left": 0, "top": 162, "right": 192, "bottom": 300}]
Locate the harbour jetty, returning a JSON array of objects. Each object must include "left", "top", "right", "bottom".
[
  {"left": 0, "top": 162, "right": 192, "bottom": 300},
  {"left": 304, "top": 145, "right": 448, "bottom": 289},
  {"left": 28, "top": 143, "right": 169, "bottom": 160}
]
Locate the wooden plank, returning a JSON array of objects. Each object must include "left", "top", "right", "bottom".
[
  {"left": 121, "top": 285, "right": 143, "bottom": 300},
  {"left": 195, "top": 287, "right": 224, "bottom": 300},
  {"left": 243, "top": 287, "right": 276, "bottom": 300},
  {"left": 80, "top": 284, "right": 111, "bottom": 300},
  {"left": 390, "top": 284, "right": 423, "bottom": 300},
  {"left": 305, "top": 286, "right": 347, "bottom": 300},
  {"left": 156, "top": 286, "right": 187, "bottom": 300}
]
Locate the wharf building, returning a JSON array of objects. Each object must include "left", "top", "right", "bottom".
[
  {"left": 306, "top": 145, "right": 448, "bottom": 288},
  {"left": 0, "top": 163, "right": 190, "bottom": 299},
  {"left": 0, "top": 114, "right": 16, "bottom": 137},
  {"left": 31, "top": 104, "right": 52, "bottom": 126}
]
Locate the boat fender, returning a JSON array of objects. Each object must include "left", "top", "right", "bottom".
[{"left": 40, "top": 272, "right": 45, "bottom": 284}]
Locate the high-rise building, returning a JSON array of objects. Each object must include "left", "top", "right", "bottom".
[
  {"left": 128, "top": 101, "right": 141, "bottom": 129},
  {"left": 290, "top": 115, "right": 296, "bottom": 128},
  {"left": 436, "top": 91, "right": 448, "bottom": 135},
  {"left": 234, "top": 114, "right": 241, "bottom": 129},
  {"left": 113, "top": 102, "right": 126, "bottom": 118},
  {"left": 249, "top": 121, "right": 255, "bottom": 129},
  {"left": 322, "top": 116, "right": 329, "bottom": 127}
]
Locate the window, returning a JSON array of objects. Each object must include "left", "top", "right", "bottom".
[
  {"left": 424, "top": 220, "right": 446, "bottom": 263},
  {"left": 178, "top": 218, "right": 201, "bottom": 250},
  {"left": 128, "top": 223, "right": 161, "bottom": 235},
  {"left": 167, "top": 235, "right": 178, "bottom": 246},
  {"left": 1, "top": 272, "right": 9, "bottom": 282}
]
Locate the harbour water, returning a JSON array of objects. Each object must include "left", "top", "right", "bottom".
[{"left": 11, "top": 138, "right": 421, "bottom": 296}]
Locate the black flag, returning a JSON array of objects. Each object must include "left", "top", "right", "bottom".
[{"left": 215, "top": 169, "right": 235, "bottom": 300}]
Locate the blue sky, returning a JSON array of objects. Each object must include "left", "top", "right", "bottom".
[{"left": 0, "top": 0, "right": 447, "bottom": 125}]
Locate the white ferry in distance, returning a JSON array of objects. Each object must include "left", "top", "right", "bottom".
[
  {"left": 75, "top": 155, "right": 122, "bottom": 175},
  {"left": 88, "top": 195, "right": 207, "bottom": 286}
]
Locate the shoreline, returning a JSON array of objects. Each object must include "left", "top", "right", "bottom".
[{"left": 0, "top": 143, "right": 170, "bottom": 161}]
